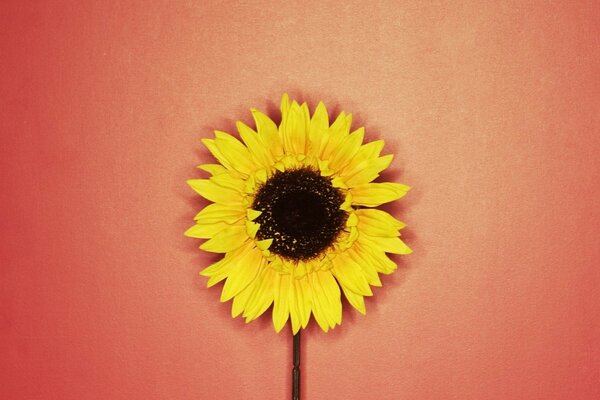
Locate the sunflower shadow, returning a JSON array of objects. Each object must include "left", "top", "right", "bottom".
[
  {"left": 177, "top": 125, "right": 223, "bottom": 302},
  {"left": 180, "top": 94, "right": 420, "bottom": 369}
]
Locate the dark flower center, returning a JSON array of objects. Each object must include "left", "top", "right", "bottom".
[{"left": 252, "top": 167, "right": 348, "bottom": 261}]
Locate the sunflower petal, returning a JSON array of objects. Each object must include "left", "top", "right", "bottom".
[
  {"left": 310, "top": 305, "right": 329, "bottom": 332},
  {"left": 280, "top": 93, "right": 290, "bottom": 116},
  {"left": 321, "top": 112, "right": 351, "bottom": 160},
  {"left": 316, "top": 271, "right": 342, "bottom": 324},
  {"left": 187, "top": 179, "right": 243, "bottom": 205},
  {"left": 338, "top": 140, "right": 384, "bottom": 177},
  {"left": 205, "top": 131, "right": 257, "bottom": 175},
  {"left": 243, "top": 267, "right": 277, "bottom": 322},
  {"left": 310, "top": 271, "right": 342, "bottom": 331},
  {"left": 288, "top": 278, "right": 301, "bottom": 334},
  {"left": 328, "top": 127, "right": 364, "bottom": 171},
  {"left": 237, "top": 121, "right": 274, "bottom": 169},
  {"left": 273, "top": 273, "right": 291, "bottom": 333},
  {"left": 374, "top": 236, "right": 412, "bottom": 255},
  {"left": 356, "top": 209, "right": 406, "bottom": 237},
  {"left": 189, "top": 94, "right": 412, "bottom": 333},
  {"left": 344, "top": 154, "right": 394, "bottom": 187},
  {"left": 360, "top": 234, "right": 412, "bottom": 255},
  {"left": 231, "top": 280, "right": 255, "bottom": 318},
  {"left": 307, "top": 101, "right": 329, "bottom": 157},
  {"left": 357, "top": 208, "right": 406, "bottom": 228},
  {"left": 356, "top": 242, "right": 398, "bottom": 274},
  {"left": 200, "top": 225, "right": 249, "bottom": 253},
  {"left": 185, "top": 221, "right": 234, "bottom": 239},
  {"left": 220, "top": 246, "right": 264, "bottom": 301},
  {"left": 200, "top": 257, "right": 231, "bottom": 287},
  {"left": 210, "top": 172, "right": 246, "bottom": 193},
  {"left": 201, "top": 139, "right": 234, "bottom": 171},
  {"left": 245, "top": 220, "right": 260, "bottom": 239},
  {"left": 256, "top": 238, "right": 273, "bottom": 251},
  {"left": 331, "top": 253, "right": 372, "bottom": 296},
  {"left": 198, "top": 163, "right": 228, "bottom": 176},
  {"left": 281, "top": 101, "right": 309, "bottom": 155},
  {"left": 251, "top": 109, "right": 283, "bottom": 158},
  {"left": 308, "top": 278, "right": 330, "bottom": 332},
  {"left": 347, "top": 246, "right": 382, "bottom": 287},
  {"left": 340, "top": 284, "right": 367, "bottom": 315},
  {"left": 194, "top": 203, "right": 245, "bottom": 224},
  {"left": 296, "top": 276, "right": 312, "bottom": 329},
  {"left": 351, "top": 182, "right": 410, "bottom": 207}
]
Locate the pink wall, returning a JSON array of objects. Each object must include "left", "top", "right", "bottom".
[{"left": 1, "top": 1, "right": 599, "bottom": 399}]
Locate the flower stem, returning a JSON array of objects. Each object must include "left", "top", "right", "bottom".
[{"left": 292, "top": 331, "right": 301, "bottom": 400}]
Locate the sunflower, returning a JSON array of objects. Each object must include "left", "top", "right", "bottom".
[{"left": 185, "top": 94, "right": 411, "bottom": 333}]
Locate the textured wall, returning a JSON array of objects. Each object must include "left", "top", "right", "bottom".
[{"left": 1, "top": 1, "right": 599, "bottom": 399}]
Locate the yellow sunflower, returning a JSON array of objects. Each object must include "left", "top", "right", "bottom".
[{"left": 186, "top": 94, "right": 411, "bottom": 333}]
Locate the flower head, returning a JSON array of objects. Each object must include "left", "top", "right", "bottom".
[{"left": 186, "top": 94, "right": 411, "bottom": 333}]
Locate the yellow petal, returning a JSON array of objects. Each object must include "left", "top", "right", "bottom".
[
  {"left": 310, "top": 271, "right": 342, "bottom": 331},
  {"left": 280, "top": 93, "right": 290, "bottom": 116},
  {"left": 378, "top": 237, "right": 412, "bottom": 255},
  {"left": 251, "top": 109, "right": 283, "bottom": 158},
  {"left": 200, "top": 257, "right": 231, "bottom": 287},
  {"left": 194, "top": 203, "right": 245, "bottom": 224},
  {"left": 297, "top": 276, "right": 312, "bottom": 329},
  {"left": 198, "top": 164, "right": 227, "bottom": 176},
  {"left": 256, "top": 238, "right": 273, "bottom": 251},
  {"left": 340, "top": 192, "right": 353, "bottom": 211},
  {"left": 344, "top": 155, "right": 393, "bottom": 187},
  {"left": 307, "top": 101, "right": 329, "bottom": 157},
  {"left": 200, "top": 225, "right": 249, "bottom": 253},
  {"left": 254, "top": 168, "right": 268, "bottom": 184},
  {"left": 360, "top": 234, "right": 412, "bottom": 255},
  {"left": 220, "top": 246, "right": 264, "bottom": 301},
  {"left": 316, "top": 271, "right": 342, "bottom": 320},
  {"left": 340, "top": 284, "right": 366, "bottom": 315},
  {"left": 237, "top": 121, "right": 274, "bottom": 169},
  {"left": 357, "top": 208, "right": 406, "bottom": 228},
  {"left": 320, "top": 112, "right": 351, "bottom": 159},
  {"left": 351, "top": 182, "right": 410, "bottom": 207},
  {"left": 288, "top": 277, "right": 304, "bottom": 335},
  {"left": 338, "top": 140, "right": 384, "bottom": 177},
  {"left": 185, "top": 221, "right": 236, "bottom": 239},
  {"left": 356, "top": 241, "right": 398, "bottom": 274},
  {"left": 356, "top": 209, "right": 406, "bottom": 236},
  {"left": 203, "top": 131, "right": 257, "bottom": 175},
  {"left": 308, "top": 279, "right": 330, "bottom": 332},
  {"left": 347, "top": 246, "right": 382, "bottom": 287},
  {"left": 331, "top": 176, "right": 348, "bottom": 189},
  {"left": 200, "top": 243, "right": 250, "bottom": 286},
  {"left": 328, "top": 127, "right": 364, "bottom": 171},
  {"left": 273, "top": 273, "right": 291, "bottom": 333},
  {"left": 316, "top": 160, "right": 332, "bottom": 178},
  {"left": 292, "top": 260, "right": 308, "bottom": 279},
  {"left": 210, "top": 172, "right": 246, "bottom": 193},
  {"left": 201, "top": 139, "right": 233, "bottom": 171},
  {"left": 243, "top": 268, "right": 277, "bottom": 322},
  {"left": 310, "top": 305, "right": 329, "bottom": 332},
  {"left": 331, "top": 252, "right": 372, "bottom": 296},
  {"left": 346, "top": 212, "right": 358, "bottom": 227},
  {"left": 244, "top": 173, "right": 257, "bottom": 194},
  {"left": 280, "top": 101, "right": 309, "bottom": 155},
  {"left": 246, "top": 209, "right": 261, "bottom": 221},
  {"left": 187, "top": 179, "right": 243, "bottom": 205},
  {"left": 245, "top": 220, "right": 259, "bottom": 239},
  {"left": 215, "top": 131, "right": 259, "bottom": 173},
  {"left": 231, "top": 280, "right": 255, "bottom": 317}
]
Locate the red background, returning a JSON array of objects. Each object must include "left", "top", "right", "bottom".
[{"left": 1, "top": 1, "right": 599, "bottom": 399}]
